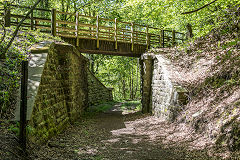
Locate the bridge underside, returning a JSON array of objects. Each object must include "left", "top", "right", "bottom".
[{"left": 62, "top": 38, "right": 147, "bottom": 57}]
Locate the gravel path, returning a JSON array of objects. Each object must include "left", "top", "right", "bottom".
[{"left": 28, "top": 102, "right": 223, "bottom": 160}]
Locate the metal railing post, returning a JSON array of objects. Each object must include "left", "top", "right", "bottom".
[{"left": 19, "top": 60, "right": 28, "bottom": 151}]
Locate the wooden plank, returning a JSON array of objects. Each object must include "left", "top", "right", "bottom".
[
  {"left": 35, "top": 23, "right": 51, "bottom": 28},
  {"left": 79, "top": 31, "right": 96, "bottom": 36},
  {"left": 36, "top": 26, "right": 51, "bottom": 30},
  {"left": 56, "top": 10, "right": 75, "bottom": 16},
  {"left": 118, "top": 21, "right": 131, "bottom": 25},
  {"left": 131, "top": 22, "right": 134, "bottom": 52},
  {"left": 56, "top": 26, "right": 76, "bottom": 32},
  {"left": 134, "top": 31, "right": 147, "bottom": 35},
  {"left": 79, "top": 28, "right": 96, "bottom": 32},
  {"left": 117, "top": 28, "right": 131, "bottom": 33},
  {"left": 99, "top": 31, "right": 114, "bottom": 35},
  {"left": 57, "top": 33, "right": 76, "bottom": 38},
  {"left": 78, "top": 23, "right": 96, "bottom": 28},
  {"left": 11, "top": 21, "right": 31, "bottom": 26},
  {"left": 117, "top": 35, "right": 131, "bottom": 39},
  {"left": 96, "top": 15, "right": 99, "bottom": 48},
  {"left": 51, "top": 9, "right": 56, "bottom": 36},
  {"left": 56, "top": 20, "right": 75, "bottom": 26},
  {"left": 76, "top": 36, "right": 97, "bottom": 40},
  {"left": 99, "top": 25, "right": 114, "bottom": 30},
  {"left": 34, "top": 18, "right": 51, "bottom": 23},
  {"left": 147, "top": 26, "right": 160, "bottom": 30},
  {"left": 11, "top": 14, "right": 30, "bottom": 19},
  {"left": 99, "top": 17, "right": 115, "bottom": 22},
  {"left": 79, "top": 14, "right": 96, "bottom": 19},
  {"left": 76, "top": 12, "right": 79, "bottom": 47},
  {"left": 99, "top": 35, "right": 114, "bottom": 39}
]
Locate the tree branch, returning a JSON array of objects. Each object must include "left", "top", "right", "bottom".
[
  {"left": 2, "top": 0, "right": 43, "bottom": 58},
  {"left": 0, "top": 22, "right": 6, "bottom": 44},
  {"left": 181, "top": 0, "right": 218, "bottom": 15}
]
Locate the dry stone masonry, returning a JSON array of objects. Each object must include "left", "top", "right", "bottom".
[
  {"left": 87, "top": 70, "right": 113, "bottom": 105},
  {"left": 27, "top": 42, "right": 88, "bottom": 143},
  {"left": 141, "top": 51, "right": 189, "bottom": 121},
  {"left": 13, "top": 41, "right": 113, "bottom": 143}
]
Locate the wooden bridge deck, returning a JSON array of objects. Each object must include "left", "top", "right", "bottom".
[{"left": 0, "top": 2, "right": 185, "bottom": 57}]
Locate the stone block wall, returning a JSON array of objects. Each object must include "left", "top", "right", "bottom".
[
  {"left": 87, "top": 70, "right": 113, "bottom": 105},
  {"left": 141, "top": 51, "right": 188, "bottom": 121},
  {"left": 28, "top": 42, "right": 88, "bottom": 143},
  {"left": 151, "top": 54, "right": 188, "bottom": 121},
  {"left": 140, "top": 54, "right": 154, "bottom": 113}
]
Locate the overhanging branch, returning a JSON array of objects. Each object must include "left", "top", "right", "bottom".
[
  {"left": 3, "top": 0, "right": 43, "bottom": 57},
  {"left": 181, "top": 0, "right": 218, "bottom": 15},
  {"left": 0, "top": 22, "right": 6, "bottom": 44}
]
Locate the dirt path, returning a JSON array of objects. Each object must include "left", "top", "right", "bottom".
[{"left": 29, "top": 102, "right": 224, "bottom": 160}]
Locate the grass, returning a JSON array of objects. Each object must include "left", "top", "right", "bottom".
[
  {"left": 86, "top": 100, "right": 142, "bottom": 114},
  {"left": 120, "top": 100, "right": 142, "bottom": 112},
  {"left": 88, "top": 101, "right": 119, "bottom": 113}
]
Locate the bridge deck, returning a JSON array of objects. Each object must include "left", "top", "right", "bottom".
[{"left": 0, "top": 2, "right": 185, "bottom": 57}]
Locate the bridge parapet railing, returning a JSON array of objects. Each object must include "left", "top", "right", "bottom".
[{"left": 0, "top": 2, "right": 186, "bottom": 50}]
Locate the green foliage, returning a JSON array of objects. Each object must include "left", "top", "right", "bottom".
[
  {"left": 8, "top": 122, "right": 20, "bottom": 136},
  {"left": 88, "top": 101, "right": 118, "bottom": 113},
  {"left": 0, "top": 27, "right": 61, "bottom": 119},
  {"left": 88, "top": 55, "right": 141, "bottom": 101},
  {"left": 0, "top": 0, "right": 238, "bottom": 118},
  {"left": 121, "top": 101, "right": 142, "bottom": 111},
  {"left": 222, "top": 38, "right": 239, "bottom": 50}
]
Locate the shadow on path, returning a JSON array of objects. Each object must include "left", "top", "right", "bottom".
[{"left": 29, "top": 102, "right": 223, "bottom": 160}]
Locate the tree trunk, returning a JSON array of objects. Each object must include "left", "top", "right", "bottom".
[
  {"left": 129, "top": 76, "right": 132, "bottom": 100},
  {"left": 131, "top": 58, "right": 134, "bottom": 99},
  {"left": 134, "top": 58, "right": 139, "bottom": 99},
  {"left": 122, "top": 79, "right": 126, "bottom": 99}
]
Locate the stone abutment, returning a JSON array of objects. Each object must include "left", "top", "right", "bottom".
[{"left": 141, "top": 51, "right": 188, "bottom": 121}]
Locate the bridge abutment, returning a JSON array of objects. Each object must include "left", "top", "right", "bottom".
[
  {"left": 141, "top": 50, "right": 189, "bottom": 120},
  {"left": 140, "top": 53, "right": 155, "bottom": 114}
]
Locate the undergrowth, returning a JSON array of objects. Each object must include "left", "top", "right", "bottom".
[{"left": 0, "top": 27, "right": 61, "bottom": 119}]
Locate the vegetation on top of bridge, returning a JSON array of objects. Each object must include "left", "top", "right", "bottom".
[{"left": 0, "top": 1, "right": 185, "bottom": 50}]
